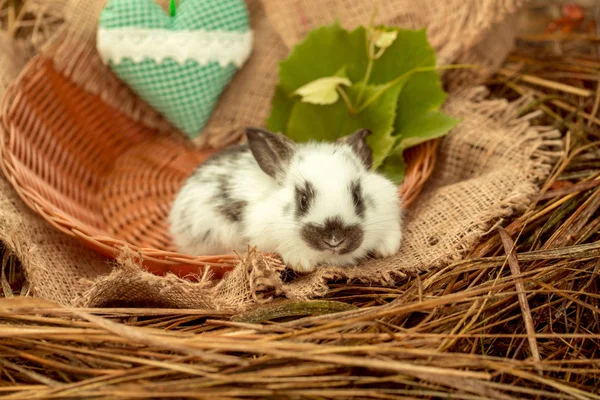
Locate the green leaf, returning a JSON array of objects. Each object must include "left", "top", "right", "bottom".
[
  {"left": 266, "top": 23, "right": 460, "bottom": 185},
  {"left": 368, "top": 29, "right": 435, "bottom": 84},
  {"left": 292, "top": 76, "right": 352, "bottom": 105},
  {"left": 267, "top": 86, "right": 295, "bottom": 133},
  {"left": 278, "top": 23, "right": 368, "bottom": 94},
  {"left": 286, "top": 83, "right": 403, "bottom": 169},
  {"left": 379, "top": 111, "right": 460, "bottom": 184},
  {"left": 285, "top": 99, "right": 348, "bottom": 143},
  {"left": 268, "top": 65, "right": 350, "bottom": 133},
  {"left": 395, "top": 111, "right": 461, "bottom": 150},
  {"left": 379, "top": 149, "right": 407, "bottom": 185},
  {"left": 394, "top": 70, "right": 450, "bottom": 144},
  {"left": 373, "top": 30, "right": 397, "bottom": 49},
  {"left": 368, "top": 28, "right": 454, "bottom": 147}
]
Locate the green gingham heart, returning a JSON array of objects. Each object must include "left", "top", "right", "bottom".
[{"left": 97, "top": 0, "right": 252, "bottom": 138}]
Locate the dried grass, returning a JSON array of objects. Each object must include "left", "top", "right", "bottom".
[
  {"left": 0, "top": 0, "right": 64, "bottom": 50},
  {"left": 0, "top": 1, "right": 599, "bottom": 399}
]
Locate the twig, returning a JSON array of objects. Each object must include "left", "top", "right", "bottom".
[
  {"left": 588, "top": 81, "right": 600, "bottom": 128},
  {"left": 498, "top": 68, "right": 592, "bottom": 97},
  {"left": 232, "top": 300, "right": 357, "bottom": 323},
  {"left": 499, "top": 228, "right": 542, "bottom": 375}
]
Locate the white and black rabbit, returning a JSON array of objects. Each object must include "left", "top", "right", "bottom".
[{"left": 169, "top": 127, "right": 402, "bottom": 273}]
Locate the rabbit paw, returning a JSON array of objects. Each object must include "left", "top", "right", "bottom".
[{"left": 371, "top": 232, "right": 402, "bottom": 259}]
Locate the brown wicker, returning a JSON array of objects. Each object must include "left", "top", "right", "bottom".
[{"left": 0, "top": 53, "right": 438, "bottom": 279}]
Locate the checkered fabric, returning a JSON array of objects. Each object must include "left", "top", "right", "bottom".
[{"left": 98, "top": 0, "right": 251, "bottom": 138}]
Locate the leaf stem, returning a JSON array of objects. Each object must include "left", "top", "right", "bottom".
[
  {"left": 356, "top": 64, "right": 479, "bottom": 113},
  {"left": 374, "top": 45, "right": 387, "bottom": 60},
  {"left": 337, "top": 87, "right": 356, "bottom": 115},
  {"left": 357, "top": 2, "right": 380, "bottom": 106},
  {"left": 357, "top": 51, "right": 375, "bottom": 105}
]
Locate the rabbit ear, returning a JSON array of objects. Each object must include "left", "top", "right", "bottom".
[
  {"left": 337, "top": 128, "right": 373, "bottom": 168},
  {"left": 246, "top": 128, "right": 296, "bottom": 180}
]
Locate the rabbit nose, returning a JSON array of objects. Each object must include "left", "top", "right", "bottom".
[{"left": 323, "top": 236, "right": 345, "bottom": 248}]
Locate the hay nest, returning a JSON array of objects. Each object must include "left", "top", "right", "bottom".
[{"left": 0, "top": 1, "right": 599, "bottom": 399}]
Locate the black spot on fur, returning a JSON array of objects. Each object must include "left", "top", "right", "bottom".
[
  {"left": 202, "top": 230, "right": 212, "bottom": 241},
  {"left": 214, "top": 175, "right": 246, "bottom": 223},
  {"left": 217, "top": 200, "right": 247, "bottom": 223},
  {"left": 295, "top": 181, "right": 316, "bottom": 218},
  {"left": 350, "top": 180, "right": 365, "bottom": 218},
  {"left": 301, "top": 216, "right": 363, "bottom": 254}
]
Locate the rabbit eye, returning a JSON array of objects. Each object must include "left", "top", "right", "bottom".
[
  {"left": 295, "top": 181, "right": 316, "bottom": 218},
  {"left": 300, "top": 195, "right": 309, "bottom": 212},
  {"left": 297, "top": 192, "right": 310, "bottom": 216},
  {"left": 352, "top": 188, "right": 360, "bottom": 205},
  {"left": 350, "top": 181, "right": 365, "bottom": 218}
]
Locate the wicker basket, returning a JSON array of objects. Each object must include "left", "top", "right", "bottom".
[{"left": 0, "top": 52, "right": 438, "bottom": 279}]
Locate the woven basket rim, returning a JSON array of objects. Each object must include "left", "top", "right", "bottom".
[{"left": 0, "top": 53, "right": 439, "bottom": 279}]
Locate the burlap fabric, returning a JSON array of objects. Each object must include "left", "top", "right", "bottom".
[{"left": 0, "top": 0, "right": 563, "bottom": 309}]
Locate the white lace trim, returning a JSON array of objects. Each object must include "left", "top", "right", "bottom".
[{"left": 97, "top": 27, "right": 253, "bottom": 67}]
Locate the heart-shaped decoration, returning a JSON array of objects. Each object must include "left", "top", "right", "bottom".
[{"left": 97, "top": 0, "right": 253, "bottom": 138}]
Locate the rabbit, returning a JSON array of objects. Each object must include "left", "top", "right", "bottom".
[{"left": 169, "top": 127, "right": 403, "bottom": 273}]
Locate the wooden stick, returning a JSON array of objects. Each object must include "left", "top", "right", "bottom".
[
  {"left": 498, "top": 228, "right": 542, "bottom": 375},
  {"left": 498, "top": 68, "right": 592, "bottom": 97}
]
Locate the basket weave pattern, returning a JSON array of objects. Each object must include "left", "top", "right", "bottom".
[{"left": 0, "top": 54, "right": 437, "bottom": 278}]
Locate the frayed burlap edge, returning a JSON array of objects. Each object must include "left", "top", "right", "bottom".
[{"left": 75, "top": 247, "right": 287, "bottom": 311}]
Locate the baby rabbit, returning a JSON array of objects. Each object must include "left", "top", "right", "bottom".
[{"left": 169, "top": 127, "right": 402, "bottom": 273}]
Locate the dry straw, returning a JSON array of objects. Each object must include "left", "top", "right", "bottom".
[
  {"left": 0, "top": 1, "right": 599, "bottom": 398},
  {"left": 0, "top": 227, "right": 599, "bottom": 398}
]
